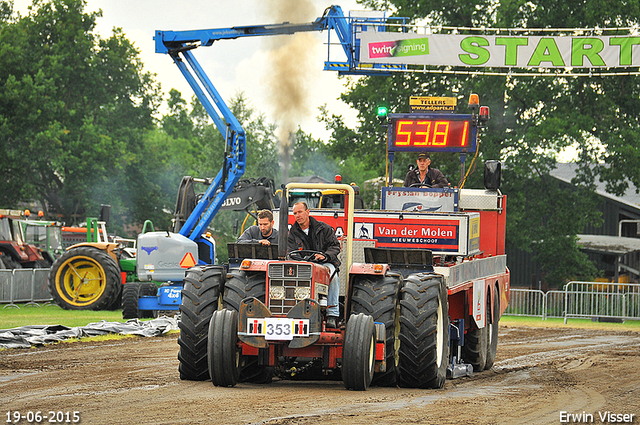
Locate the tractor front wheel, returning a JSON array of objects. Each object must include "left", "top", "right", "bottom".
[
  {"left": 349, "top": 273, "right": 402, "bottom": 386},
  {"left": 48, "top": 247, "right": 121, "bottom": 310},
  {"left": 342, "top": 313, "right": 376, "bottom": 391},
  {"left": 208, "top": 309, "right": 241, "bottom": 387},
  {"left": 223, "top": 269, "right": 273, "bottom": 384}
]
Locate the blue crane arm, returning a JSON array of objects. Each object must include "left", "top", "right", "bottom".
[
  {"left": 153, "top": 5, "right": 351, "bottom": 243},
  {"left": 155, "top": 6, "right": 349, "bottom": 55}
]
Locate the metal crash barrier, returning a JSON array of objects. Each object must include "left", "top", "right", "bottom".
[
  {"left": 505, "top": 282, "right": 640, "bottom": 322},
  {"left": 0, "top": 269, "right": 52, "bottom": 308}
]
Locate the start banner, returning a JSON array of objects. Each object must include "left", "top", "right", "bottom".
[{"left": 360, "top": 32, "right": 640, "bottom": 69}]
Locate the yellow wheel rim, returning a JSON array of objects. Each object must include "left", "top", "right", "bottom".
[{"left": 55, "top": 255, "right": 107, "bottom": 307}]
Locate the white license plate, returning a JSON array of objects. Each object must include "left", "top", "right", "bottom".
[{"left": 246, "top": 318, "right": 310, "bottom": 340}]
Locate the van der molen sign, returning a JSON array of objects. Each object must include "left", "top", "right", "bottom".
[{"left": 360, "top": 32, "right": 640, "bottom": 69}]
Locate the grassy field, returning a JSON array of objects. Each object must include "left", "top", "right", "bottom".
[
  {"left": 0, "top": 303, "right": 127, "bottom": 329},
  {"left": 500, "top": 314, "right": 640, "bottom": 331},
  {"left": 1, "top": 302, "right": 639, "bottom": 332}
]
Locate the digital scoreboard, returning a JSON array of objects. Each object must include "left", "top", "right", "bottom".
[{"left": 387, "top": 113, "right": 477, "bottom": 153}]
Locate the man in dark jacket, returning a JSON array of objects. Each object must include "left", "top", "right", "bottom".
[
  {"left": 287, "top": 201, "right": 341, "bottom": 328},
  {"left": 236, "top": 209, "right": 279, "bottom": 245},
  {"left": 403, "top": 152, "right": 450, "bottom": 188}
]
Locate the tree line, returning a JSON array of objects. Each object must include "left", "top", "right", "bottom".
[{"left": 1, "top": 0, "right": 639, "bottom": 286}]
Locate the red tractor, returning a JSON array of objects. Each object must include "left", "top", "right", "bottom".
[
  {"left": 0, "top": 209, "right": 50, "bottom": 269},
  {"left": 182, "top": 184, "right": 409, "bottom": 390}
]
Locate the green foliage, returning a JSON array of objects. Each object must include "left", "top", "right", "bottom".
[{"left": 0, "top": 0, "right": 158, "bottom": 233}]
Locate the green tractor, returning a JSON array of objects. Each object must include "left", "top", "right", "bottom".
[{"left": 48, "top": 205, "right": 136, "bottom": 310}]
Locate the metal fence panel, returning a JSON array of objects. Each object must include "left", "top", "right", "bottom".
[
  {"left": 0, "top": 268, "right": 52, "bottom": 307},
  {"left": 33, "top": 268, "right": 52, "bottom": 302},
  {"left": 545, "top": 290, "right": 565, "bottom": 319},
  {"left": 12, "top": 269, "right": 33, "bottom": 302},
  {"left": 0, "top": 270, "right": 11, "bottom": 302},
  {"left": 503, "top": 289, "right": 545, "bottom": 317},
  {"left": 564, "top": 281, "right": 640, "bottom": 322}
]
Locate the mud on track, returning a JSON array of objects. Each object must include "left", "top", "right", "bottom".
[{"left": 1, "top": 325, "right": 639, "bottom": 425}]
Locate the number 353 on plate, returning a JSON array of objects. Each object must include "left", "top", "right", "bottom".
[{"left": 246, "top": 318, "right": 309, "bottom": 340}]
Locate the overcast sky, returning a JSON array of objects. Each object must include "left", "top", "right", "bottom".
[{"left": 13, "top": 0, "right": 365, "bottom": 142}]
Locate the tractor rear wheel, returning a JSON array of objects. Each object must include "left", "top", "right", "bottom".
[
  {"left": 177, "top": 265, "right": 223, "bottom": 381},
  {"left": 222, "top": 269, "right": 273, "bottom": 383},
  {"left": 398, "top": 274, "right": 449, "bottom": 389},
  {"left": 208, "top": 309, "right": 241, "bottom": 387},
  {"left": 350, "top": 273, "right": 402, "bottom": 386},
  {"left": 48, "top": 247, "right": 120, "bottom": 310},
  {"left": 485, "top": 286, "right": 500, "bottom": 370},
  {"left": 342, "top": 313, "right": 376, "bottom": 391}
]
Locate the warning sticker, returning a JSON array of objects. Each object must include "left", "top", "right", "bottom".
[{"left": 179, "top": 252, "right": 196, "bottom": 268}]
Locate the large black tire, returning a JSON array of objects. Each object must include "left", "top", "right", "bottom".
[
  {"left": 223, "top": 269, "right": 267, "bottom": 311},
  {"left": 122, "top": 283, "right": 157, "bottom": 319},
  {"left": 105, "top": 282, "right": 123, "bottom": 311},
  {"left": 350, "top": 273, "right": 402, "bottom": 386},
  {"left": 48, "top": 247, "right": 120, "bottom": 310},
  {"left": 208, "top": 309, "right": 241, "bottom": 387},
  {"left": 485, "top": 285, "right": 500, "bottom": 370},
  {"left": 342, "top": 313, "right": 376, "bottom": 391},
  {"left": 122, "top": 282, "right": 142, "bottom": 319},
  {"left": 178, "top": 265, "right": 224, "bottom": 381},
  {"left": 463, "top": 321, "right": 488, "bottom": 372},
  {"left": 222, "top": 269, "right": 272, "bottom": 383},
  {"left": 398, "top": 274, "right": 449, "bottom": 389}
]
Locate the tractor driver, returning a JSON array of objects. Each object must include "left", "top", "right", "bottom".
[
  {"left": 403, "top": 152, "right": 450, "bottom": 188},
  {"left": 287, "top": 202, "right": 341, "bottom": 329},
  {"left": 236, "top": 209, "right": 279, "bottom": 245}
]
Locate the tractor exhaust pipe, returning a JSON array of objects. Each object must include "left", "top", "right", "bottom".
[{"left": 278, "top": 184, "right": 288, "bottom": 260}]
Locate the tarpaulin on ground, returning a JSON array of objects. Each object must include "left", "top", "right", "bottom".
[{"left": 0, "top": 317, "right": 179, "bottom": 349}]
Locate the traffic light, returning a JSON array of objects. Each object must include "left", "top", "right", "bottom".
[{"left": 376, "top": 106, "right": 388, "bottom": 125}]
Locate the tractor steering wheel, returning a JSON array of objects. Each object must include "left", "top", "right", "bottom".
[
  {"left": 288, "top": 250, "right": 325, "bottom": 263},
  {"left": 410, "top": 183, "right": 432, "bottom": 188}
]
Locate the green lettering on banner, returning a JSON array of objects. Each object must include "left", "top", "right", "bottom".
[
  {"left": 572, "top": 38, "right": 605, "bottom": 66},
  {"left": 496, "top": 37, "right": 528, "bottom": 66},
  {"left": 528, "top": 38, "right": 565, "bottom": 66},
  {"left": 610, "top": 36, "right": 640, "bottom": 66},
  {"left": 459, "top": 36, "right": 490, "bottom": 65},
  {"left": 393, "top": 37, "right": 430, "bottom": 57}
]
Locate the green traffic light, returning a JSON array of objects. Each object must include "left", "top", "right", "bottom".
[{"left": 377, "top": 106, "right": 388, "bottom": 117}]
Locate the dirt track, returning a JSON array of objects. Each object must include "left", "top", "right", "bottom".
[{"left": 1, "top": 324, "right": 639, "bottom": 425}]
